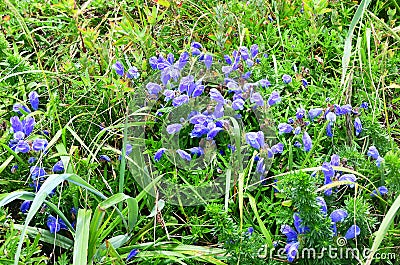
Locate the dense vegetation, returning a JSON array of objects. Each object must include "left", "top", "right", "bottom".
[{"left": 0, "top": 0, "right": 399, "bottom": 264}]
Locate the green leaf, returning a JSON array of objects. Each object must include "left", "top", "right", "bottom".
[
  {"left": 364, "top": 194, "right": 400, "bottom": 265},
  {"left": 148, "top": 199, "right": 165, "bottom": 218},
  {"left": 0, "top": 155, "right": 14, "bottom": 175},
  {"left": 99, "top": 193, "right": 130, "bottom": 209},
  {"left": 73, "top": 209, "right": 92, "bottom": 265},
  {"left": 11, "top": 173, "right": 106, "bottom": 265},
  {"left": 247, "top": 194, "right": 273, "bottom": 248},
  {"left": 155, "top": 0, "right": 170, "bottom": 8},
  {"left": 282, "top": 200, "right": 293, "bottom": 207},
  {"left": 127, "top": 198, "right": 138, "bottom": 232},
  {"left": 341, "top": 0, "right": 371, "bottom": 85},
  {"left": 13, "top": 224, "right": 73, "bottom": 249},
  {"left": 105, "top": 239, "right": 125, "bottom": 265}
]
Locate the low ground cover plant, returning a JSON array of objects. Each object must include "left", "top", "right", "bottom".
[{"left": 0, "top": 0, "right": 399, "bottom": 264}]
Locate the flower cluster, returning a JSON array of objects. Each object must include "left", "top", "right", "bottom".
[
  {"left": 245, "top": 131, "right": 284, "bottom": 182},
  {"left": 281, "top": 197, "right": 360, "bottom": 263},
  {"left": 112, "top": 61, "right": 140, "bottom": 79},
  {"left": 280, "top": 213, "right": 309, "bottom": 262},
  {"left": 47, "top": 215, "right": 68, "bottom": 233},
  {"left": 8, "top": 91, "right": 75, "bottom": 233},
  {"left": 320, "top": 154, "right": 358, "bottom": 196},
  {"left": 276, "top": 101, "right": 368, "bottom": 155},
  {"left": 367, "top": 146, "right": 385, "bottom": 167},
  {"left": 9, "top": 91, "right": 48, "bottom": 155},
  {"left": 118, "top": 42, "right": 285, "bottom": 164}
]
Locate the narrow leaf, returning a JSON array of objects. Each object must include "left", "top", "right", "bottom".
[{"left": 73, "top": 209, "right": 92, "bottom": 265}]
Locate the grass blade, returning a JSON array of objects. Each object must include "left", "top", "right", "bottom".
[
  {"left": 12, "top": 224, "right": 73, "bottom": 249},
  {"left": 13, "top": 174, "right": 73, "bottom": 265},
  {"left": 247, "top": 194, "right": 273, "bottom": 248},
  {"left": 73, "top": 209, "right": 92, "bottom": 265},
  {"left": 127, "top": 197, "right": 138, "bottom": 232},
  {"left": 0, "top": 156, "right": 14, "bottom": 175},
  {"left": 364, "top": 194, "right": 400, "bottom": 265},
  {"left": 341, "top": 0, "right": 371, "bottom": 86}
]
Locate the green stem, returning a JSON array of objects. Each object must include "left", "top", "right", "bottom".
[{"left": 119, "top": 108, "right": 129, "bottom": 210}]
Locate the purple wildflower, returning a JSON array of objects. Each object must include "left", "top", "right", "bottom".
[
  {"left": 345, "top": 225, "right": 360, "bottom": 240},
  {"left": 267, "top": 91, "right": 281, "bottom": 106},
  {"left": 32, "top": 139, "right": 48, "bottom": 152},
  {"left": 127, "top": 249, "right": 139, "bottom": 261},
  {"left": 20, "top": 200, "right": 31, "bottom": 213},
  {"left": 28, "top": 91, "right": 39, "bottom": 110},
  {"left": 13, "top": 103, "right": 31, "bottom": 114},
  {"left": 172, "top": 95, "right": 189, "bottom": 107},
  {"left": 294, "top": 141, "right": 302, "bottom": 148},
  {"left": 224, "top": 55, "right": 232, "bottom": 65},
  {"left": 188, "top": 147, "right": 204, "bottom": 157},
  {"left": 326, "top": 112, "right": 336, "bottom": 124},
  {"left": 209, "top": 88, "right": 225, "bottom": 104},
  {"left": 330, "top": 209, "right": 348, "bottom": 223},
  {"left": 10, "top": 116, "right": 23, "bottom": 133},
  {"left": 282, "top": 74, "right": 292, "bottom": 84},
  {"left": 245, "top": 131, "right": 265, "bottom": 150},
  {"left": 154, "top": 148, "right": 167, "bottom": 162},
  {"left": 281, "top": 225, "right": 298, "bottom": 242},
  {"left": 376, "top": 156, "right": 384, "bottom": 167},
  {"left": 293, "top": 213, "right": 309, "bottom": 234},
  {"left": 256, "top": 158, "right": 265, "bottom": 174},
  {"left": 360, "top": 102, "right": 368, "bottom": 109},
  {"left": 371, "top": 186, "right": 388, "bottom": 197},
  {"left": 278, "top": 123, "right": 293, "bottom": 134},
  {"left": 28, "top": 157, "right": 37, "bottom": 164},
  {"left": 296, "top": 108, "right": 305, "bottom": 119},
  {"left": 232, "top": 98, "right": 245, "bottom": 110},
  {"left": 30, "top": 166, "right": 46, "bottom": 180},
  {"left": 204, "top": 54, "right": 213, "bottom": 69},
  {"left": 354, "top": 117, "right": 362, "bottom": 136},
  {"left": 207, "top": 127, "right": 223, "bottom": 140},
  {"left": 14, "top": 131, "right": 25, "bottom": 140},
  {"left": 367, "top": 146, "right": 380, "bottom": 160},
  {"left": 15, "top": 140, "right": 30, "bottom": 153},
  {"left": 52, "top": 160, "right": 64, "bottom": 173},
  {"left": 271, "top": 143, "right": 284, "bottom": 154},
  {"left": 250, "top": 92, "right": 264, "bottom": 107},
  {"left": 302, "top": 132, "right": 312, "bottom": 152},
  {"left": 176, "top": 149, "right": 191, "bottom": 161},
  {"left": 330, "top": 154, "right": 340, "bottom": 166},
  {"left": 126, "top": 66, "right": 140, "bottom": 79},
  {"left": 258, "top": 79, "right": 271, "bottom": 87},
  {"left": 99, "top": 155, "right": 111, "bottom": 162},
  {"left": 146, "top": 82, "right": 162, "bottom": 95},
  {"left": 322, "top": 162, "right": 335, "bottom": 178},
  {"left": 316, "top": 196, "right": 327, "bottom": 216},
  {"left": 163, "top": 89, "right": 175, "bottom": 101},
  {"left": 285, "top": 242, "right": 299, "bottom": 263},
  {"left": 338, "top": 174, "right": 357, "bottom": 188},
  {"left": 308, "top": 108, "right": 323, "bottom": 121},
  {"left": 112, "top": 61, "right": 124, "bottom": 76},
  {"left": 166, "top": 123, "right": 182, "bottom": 134},
  {"left": 47, "top": 215, "right": 68, "bottom": 233}
]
